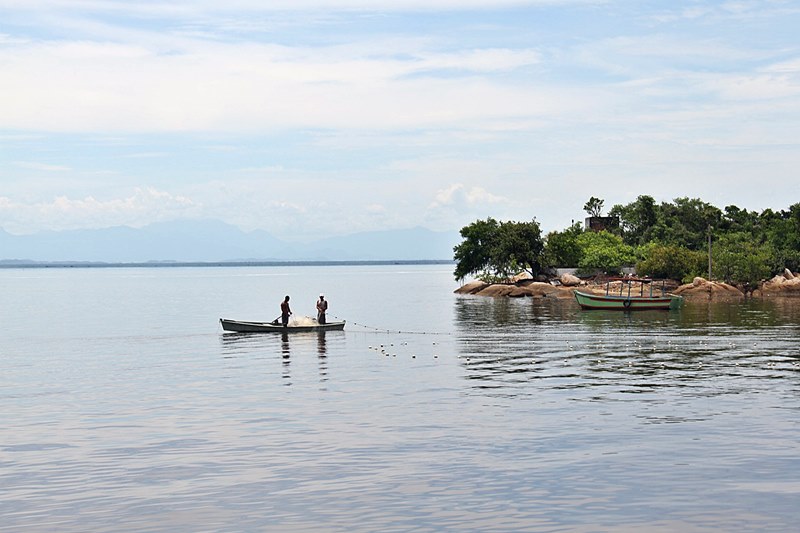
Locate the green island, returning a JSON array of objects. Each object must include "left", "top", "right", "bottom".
[{"left": 453, "top": 195, "right": 800, "bottom": 301}]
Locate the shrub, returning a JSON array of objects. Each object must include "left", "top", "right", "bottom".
[{"left": 636, "top": 244, "right": 706, "bottom": 282}]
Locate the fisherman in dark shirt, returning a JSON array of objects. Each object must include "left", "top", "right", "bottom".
[{"left": 280, "top": 295, "right": 292, "bottom": 327}]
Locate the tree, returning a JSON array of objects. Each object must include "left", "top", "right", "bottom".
[
  {"left": 544, "top": 222, "right": 584, "bottom": 268},
  {"left": 609, "top": 195, "right": 658, "bottom": 246},
  {"left": 495, "top": 220, "right": 545, "bottom": 277},
  {"left": 650, "top": 197, "right": 722, "bottom": 250},
  {"left": 636, "top": 244, "right": 706, "bottom": 282},
  {"left": 764, "top": 203, "right": 800, "bottom": 272},
  {"left": 721, "top": 205, "right": 758, "bottom": 234},
  {"left": 583, "top": 196, "right": 604, "bottom": 217},
  {"left": 453, "top": 217, "right": 500, "bottom": 281},
  {"left": 453, "top": 218, "right": 544, "bottom": 280},
  {"left": 575, "top": 230, "right": 635, "bottom": 275},
  {"left": 455, "top": 198, "right": 800, "bottom": 285},
  {"left": 713, "top": 232, "right": 777, "bottom": 293}
]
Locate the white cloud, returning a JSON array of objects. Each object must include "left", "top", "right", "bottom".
[
  {"left": 122, "top": 152, "right": 170, "bottom": 159},
  {"left": 13, "top": 161, "right": 71, "bottom": 171},
  {"left": 236, "top": 165, "right": 286, "bottom": 173},
  {"left": 0, "top": 187, "right": 199, "bottom": 234},
  {"left": 766, "top": 58, "right": 800, "bottom": 74},
  {"left": 0, "top": 1, "right": 597, "bottom": 14},
  {"left": 413, "top": 48, "right": 540, "bottom": 73},
  {"left": 2, "top": 0, "right": 800, "bottom": 240},
  {"left": 266, "top": 200, "right": 307, "bottom": 214},
  {"left": 572, "top": 34, "right": 765, "bottom": 78},
  {"left": 0, "top": 37, "right": 555, "bottom": 132},
  {"left": 707, "top": 74, "right": 800, "bottom": 101},
  {"left": 651, "top": 2, "right": 800, "bottom": 23},
  {"left": 430, "top": 183, "right": 508, "bottom": 210}
]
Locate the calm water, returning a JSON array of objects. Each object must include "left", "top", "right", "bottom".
[{"left": 2, "top": 265, "right": 799, "bottom": 532}]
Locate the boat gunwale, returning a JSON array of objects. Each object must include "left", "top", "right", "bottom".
[
  {"left": 573, "top": 289, "right": 682, "bottom": 310},
  {"left": 219, "top": 318, "right": 346, "bottom": 332},
  {"left": 573, "top": 289, "right": 677, "bottom": 303}
]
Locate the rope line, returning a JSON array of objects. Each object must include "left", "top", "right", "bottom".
[{"left": 333, "top": 315, "right": 452, "bottom": 336}]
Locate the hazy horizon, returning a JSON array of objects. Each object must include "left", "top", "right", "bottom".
[{"left": 0, "top": 220, "right": 461, "bottom": 262}]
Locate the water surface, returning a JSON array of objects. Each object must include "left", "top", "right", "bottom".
[{"left": 2, "top": 265, "right": 799, "bottom": 531}]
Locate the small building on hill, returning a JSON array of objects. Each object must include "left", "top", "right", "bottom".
[{"left": 584, "top": 216, "right": 619, "bottom": 232}]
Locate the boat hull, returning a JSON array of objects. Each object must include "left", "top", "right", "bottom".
[
  {"left": 220, "top": 318, "right": 346, "bottom": 333},
  {"left": 573, "top": 290, "right": 682, "bottom": 310}
]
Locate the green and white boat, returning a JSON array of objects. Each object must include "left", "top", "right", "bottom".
[{"left": 574, "top": 277, "right": 683, "bottom": 311}]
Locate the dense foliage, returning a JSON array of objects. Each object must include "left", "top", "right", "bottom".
[
  {"left": 635, "top": 244, "right": 706, "bottom": 283},
  {"left": 454, "top": 197, "right": 800, "bottom": 289},
  {"left": 543, "top": 222, "right": 583, "bottom": 268},
  {"left": 453, "top": 218, "right": 501, "bottom": 281},
  {"left": 711, "top": 233, "right": 777, "bottom": 293},
  {"left": 575, "top": 231, "right": 635, "bottom": 275},
  {"left": 453, "top": 218, "right": 544, "bottom": 281}
]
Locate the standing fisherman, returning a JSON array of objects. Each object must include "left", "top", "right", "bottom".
[
  {"left": 280, "top": 295, "right": 292, "bottom": 327},
  {"left": 316, "top": 294, "right": 328, "bottom": 324}
]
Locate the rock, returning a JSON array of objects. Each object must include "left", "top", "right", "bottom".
[
  {"left": 674, "top": 278, "right": 744, "bottom": 301},
  {"left": 511, "top": 272, "right": 533, "bottom": 283},
  {"left": 455, "top": 281, "right": 563, "bottom": 298},
  {"left": 523, "top": 282, "right": 562, "bottom": 298},
  {"left": 489, "top": 282, "right": 561, "bottom": 298},
  {"left": 559, "top": 273, "right": 582, "bottom": 287},
  {"left": 784, "top": 268, "right": 795, "bottom": 280},
  {"left": 454, "top": 280, "right": 489, "bottom": 295},
  {"left": 476, "top": 284, "right": 524, "bottom": 297},
  {"left": 760, "top": 274, "right": 800, "bottom": 296}
]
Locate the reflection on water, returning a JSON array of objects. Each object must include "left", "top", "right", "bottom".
[
  {"left": 317, "top": 333, "right": 328, "bottom": 383},
  {"left": 5, "top": 263, "right": 800, "bottom": 532},
  {"left": 281, "top": 331, "right": 291, "bottom": 384},
  {"left": 219, "top": 330, "right": 339, "bottom": 387},
  {"left": 443, "top": 296, "right": 800, "bottom": 531},
  {"left": 454, "top": 297, "right": 800, "bottom": 392},
  {"left": 218, "top": 331, "right": 265, "bottom": 354},
  {"left": 281, "top": 331, "right": 290, "bottom": 357}
]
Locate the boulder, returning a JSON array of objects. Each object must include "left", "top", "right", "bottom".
[
  {"left": 674, "top": 277, "right": 744, "bottom": 301},
  {"left": 454, "top": 280, "right": 489, "bottom": 295},
  {"left": 455, "top": 281, "right": 562, "bottom": 298},
  {"left": 523, "top": 282, "right": 562, "bottom": 298},
  {"left": 475, "top": 284, "right": 527, "bottom": 297},
  {"left": 784, "top": 268, "right": 795, "bottom": 280},
  {"left": 511, "top": 272, "right": 533, "bottom": 283},
  {"left": 559, "top": 273, "right": 582, "bottom": 287},
  {"left": 769, "top": 274, "right": 785, "bottom": 285},
  {"left": 758, "top": 274, "right": 800, "bottom": 296}
]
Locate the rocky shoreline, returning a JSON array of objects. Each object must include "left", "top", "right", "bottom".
[
  {"left": 754, "top": 269, "right": 800, "bottom": 297},
  {"left": 455, "top": 269, "right": 800, "bottom": 301}
]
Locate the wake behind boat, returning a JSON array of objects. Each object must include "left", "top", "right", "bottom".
[{"left": 220, "top": 317, "right": 346, "bottom": 333}]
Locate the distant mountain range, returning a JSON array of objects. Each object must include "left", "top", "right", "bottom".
[{"left": 0, "top": 220, "right": 461, "bottom": 263}]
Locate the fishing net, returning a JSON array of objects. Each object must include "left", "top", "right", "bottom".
[{"left": 288, "top": 315, "right": 318, "bottom": 326}]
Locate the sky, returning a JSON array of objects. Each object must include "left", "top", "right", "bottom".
[{"left": 1, "top": 1, "right": 800, "bottom": 241}]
